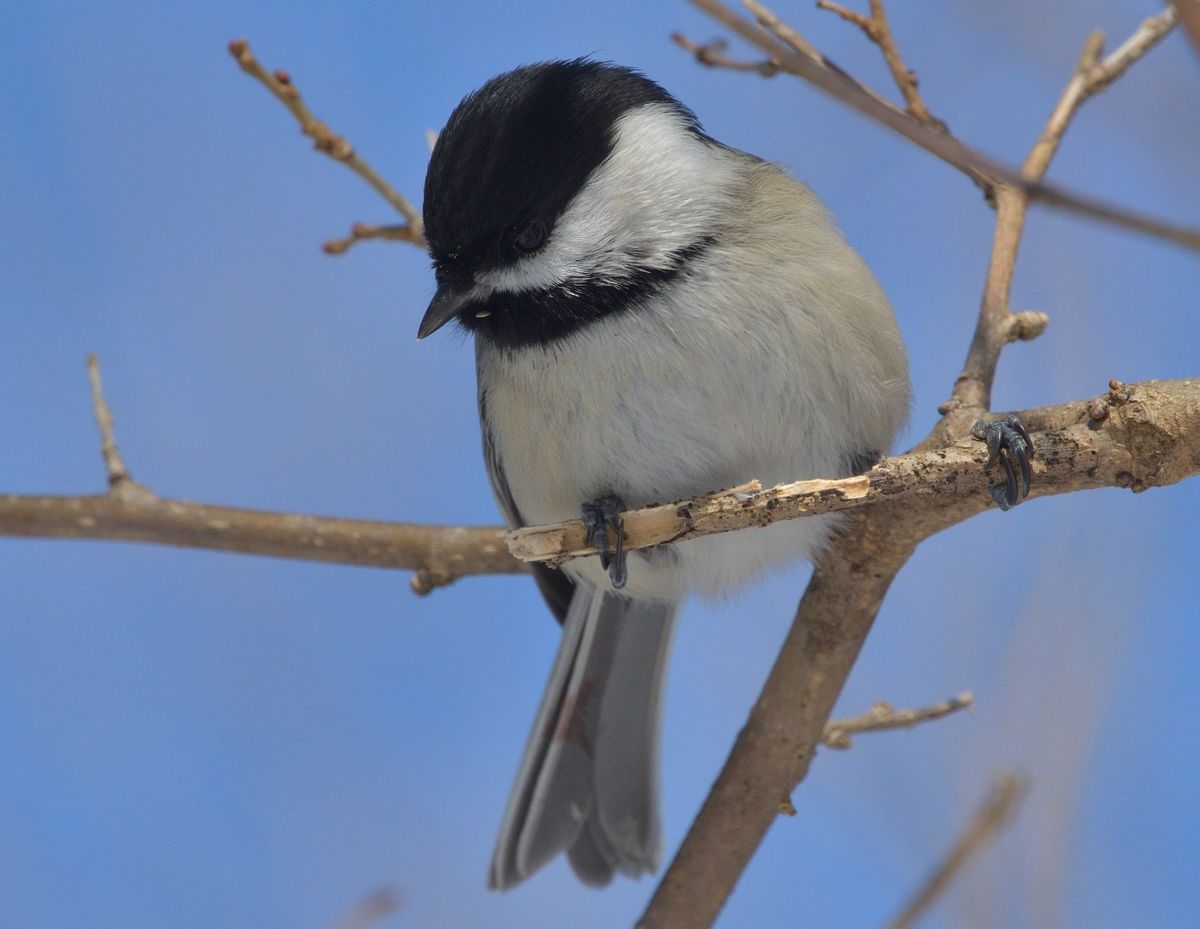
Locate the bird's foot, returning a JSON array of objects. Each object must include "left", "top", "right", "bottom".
[
  {"left": 971, "top": 416, "right": 1035, "bottom": 511},
  {"left": 582, "top": 495, "right": 627, "bottom": 590}
]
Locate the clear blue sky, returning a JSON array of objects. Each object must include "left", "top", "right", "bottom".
[{"left": 2, "top": 2, "right": 1198, "bottom": 927}]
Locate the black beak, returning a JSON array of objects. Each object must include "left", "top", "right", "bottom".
[{"left": 417, "top": 284, "right": 472, "bottom": 340}]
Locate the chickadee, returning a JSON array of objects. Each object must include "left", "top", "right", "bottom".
[{"left": 419, "top": 60, "right": 911, "bottom": 890}]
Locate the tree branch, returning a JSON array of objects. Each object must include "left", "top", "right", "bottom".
[
  {"left": 822, "top": 692, "right": 974, "bottom": 751},
  {"left": 681, "top": 1, "right": 1199, "bottom": 252},
  {"left": 510, "top": 378, "right": 1200, "bottom": 565},
  {"left": 815, "top": 0, "right": 944, "bottom": 129},
  {"left": 670, "top": 33, "right": 782, "bottom": 76},
  {"left": 5, "top": 370, "right": 1196, "bottom": 591},
  {"left": 639, "top": 7, "right": 1187, "bottom": 927},
  {"left": 2, "top": 357, "right": 521, "bottom": 594},
  {"left": 937, "top": 9, "right": 1178, "bottom": 433},
  {"left": 228, "top": 38, "right": 426, "bottom": 251},
  {"left": 883, "top": 774, "right": 1027, "bottom": 929}
]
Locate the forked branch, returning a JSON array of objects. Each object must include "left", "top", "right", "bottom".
[{"left": 228, "top": 38, "right": 426, "bottom": 252}]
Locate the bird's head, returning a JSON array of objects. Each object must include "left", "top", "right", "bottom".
[{"left": 418, "top": 60, "right": 733, "bottom": 348}]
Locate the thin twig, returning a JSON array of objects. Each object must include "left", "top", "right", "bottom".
[
  {"left": 227, "top": 38, "right": 426, "bottom": 249},
  {"left": 86, "top": 354, "right": 131, "bottom": 489},
  {"left": 684, "top": 1, "right": 1199, "bottom": 252},
  {"left": 815, "top": 0, "right": 944, "bottom": 129},
  {"left": 323, "top": 222, "right": 422, "bottom": 255},
  {"left": 937, "top": 7, "right": 1179, "bottom": 431},
  {"left": 884, "top": 774, "right": 1028, "bottom": 929},
  {"left": 670, "top": 33, "right": 781, "bottom": 76},
  {"left": 85, "top": 355, "right": 155, "bottom": 503},
  {"left": 822, "top": 692, "right": 974, "bottom": 750}
]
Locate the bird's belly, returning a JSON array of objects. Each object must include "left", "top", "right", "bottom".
[{"left": 480, "top": 333, "right": 842, "bottom": 600}]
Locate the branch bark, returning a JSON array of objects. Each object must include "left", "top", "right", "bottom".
[
  {"left": 822, "top": 692, "right": 974, "bottom": 750},
  {"left": 639, "top": 7, "right": 1188, "bottom": 928},
  {"left": 510, "top": 378, "right": 1200, "bottom": 565},
  {"left": 684, "top": 1, "right": 1199, "bottom": 253},
  {"left": 4, "top": 377, "right": 1196, "bottom": 588}
]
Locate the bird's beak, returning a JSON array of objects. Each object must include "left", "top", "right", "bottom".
[{"left": 417, "top": 284, "right": 472, "bottom": 340}]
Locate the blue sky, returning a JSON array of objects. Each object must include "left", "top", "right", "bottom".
[{"left": 2, "top": 2, "right": 1198, "bottom": 927}]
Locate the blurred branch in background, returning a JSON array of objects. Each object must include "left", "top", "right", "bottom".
[
  {"left": 884, "top": 775, "right": 1027, "bottom": 929},
  {"left": 327, "top": 887, "right": 401, "bottom": 929}
]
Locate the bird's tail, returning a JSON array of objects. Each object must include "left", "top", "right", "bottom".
[{"left": 488, "top": 585, "right": 677, "bottom": 890}]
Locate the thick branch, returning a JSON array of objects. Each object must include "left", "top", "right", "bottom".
[
  {"left": 228, "top": 38, "right": 426, "bottom": 250},
  {"left": 683, "top": 1, "right": 1199, "bottom": 252},
  {"left": 511, "top": 378, "right": 1200, "bottom": 565},
  {"left": 642, "top": 9, "right": 1187, "bottom": 924},
  {"left": 4, "top": 378, "right": 1197, "bottom": 588}
]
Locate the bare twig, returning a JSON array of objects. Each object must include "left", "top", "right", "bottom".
[
  {"left": 323, "top": 222, "right": 422, "bottom": 255},
  {"left": 227, "top": 38, "right": 426, "bottom": 249},
  {"left": 85, "top": 354, "right": 132, "bottom": 490},
  {"left": 884, "top": 774, "right": 1028, "bottom": 929},
  {"left": 815, "top": 0, "right": 944, "bottom": 128},
  {"left": 822, "top": 692, "right": 974, "bottom": 750},
  {"left": 670, "top": 33, "right": 781, "bottom": 76},
  {"left": 938, "top": 7, "right": 1179, "bottom": 432},
  {"left": 683, "top": 1, "right": 1199, "bottom": 252}
]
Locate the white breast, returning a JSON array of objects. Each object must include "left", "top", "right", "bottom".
[{"left": 478, "top": 172, "right": 908, "bottom": 600}]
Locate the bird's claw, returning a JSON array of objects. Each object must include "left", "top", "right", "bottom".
[
  {"left": 971, "top": 416, "right": 1035, "bottom": 511},
  {"left": 582, "top": 495, "right": 627, "bottom": 589}
]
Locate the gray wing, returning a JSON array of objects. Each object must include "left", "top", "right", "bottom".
[{"left": 478, "top": 383, "right": 575, "bottom": 622}]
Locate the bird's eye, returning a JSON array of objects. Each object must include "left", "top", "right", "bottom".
[{"left": 513, "top": 220, "right": 547, "bottom": 254}]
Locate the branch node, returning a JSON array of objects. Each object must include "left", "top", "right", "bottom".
[
  {"left": 1003, "top": 310, "right": 1049, "bottom": 344},
  {"left": 410, "top": 568, "right": 457, "bottom": 596}
]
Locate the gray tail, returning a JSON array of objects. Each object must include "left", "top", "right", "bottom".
[{"left": 488, "top": 585, "right": 677, "bottom": 890}]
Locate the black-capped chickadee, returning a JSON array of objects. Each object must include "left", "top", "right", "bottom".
[{"left": 419, "top": 60, "right": 911, "bottom": 890}]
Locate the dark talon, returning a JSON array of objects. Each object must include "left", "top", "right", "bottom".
[
  {"left": 582, "top": 495, "right": 627, "bottom": 589},
  {"left": 972, "top": 415, "right": 1034, "bottom": 509}
]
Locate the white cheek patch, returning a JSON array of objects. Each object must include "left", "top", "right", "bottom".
[{"left": 474, "top": 104, "right": 740, "bottom": 296}]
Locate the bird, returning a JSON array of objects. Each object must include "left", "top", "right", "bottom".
[{"left": 416, "top": 59, "right": 918, "bottom": 892}]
